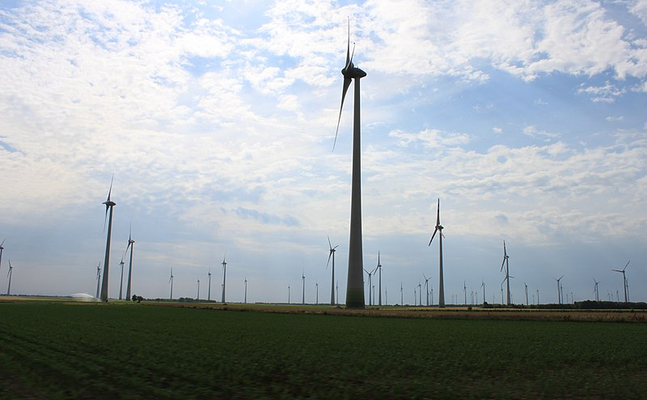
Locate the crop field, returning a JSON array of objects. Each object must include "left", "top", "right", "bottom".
[{"left": 1, "top": 300, "right": 646, "bottom": 399}]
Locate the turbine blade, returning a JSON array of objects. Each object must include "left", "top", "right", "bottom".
[
  {"left": 436, "top": 199, "right": 440, "bottom": 225},
  {"left": 0, "top": 238, "right": 5, "bottom": 247},
  {"left": 623, "top": 260, "right": 630, "bottom": 271},
  {"left": 333, "top": 77, "right": 352, "bottom": 151},
  {"left": 327, "top": 235, "right": 332, "bottom": 250},
  {"left": 327, "top": 251, "right": 333, "bottom": 269},
  {"left": 428, "top": 227, "right": 438, "bottom": 246}
]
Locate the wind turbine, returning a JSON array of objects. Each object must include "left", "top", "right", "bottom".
[
  {"left": 554, "top": 275, "right": 564, "bottom": 305},
  {"left": 524, "top": 282, "right": 529, "bottom": 306},
  {"left": 118, "top": 259, "right": 125, "bottom": 300},
  {"left": 327, "top": 236, "right": 338, "bottom": 305},
  {"left": 6, "top": 260, "right": 13, "bottom": 295},
  {"left": 463, "top": 281, "right": 467, "bottom": 305},
  {"left": 500, "top": 240, "right": 511, "bottom": 306},
  {"left": 169, "top": 269, "right": 174, "bottom": 300},
  {"left": 221, "top": 254, "right": 227, "bottom": 303},
  {"left": 612, "top": 261, "right": 630, "bottom": 303},
  {"left": 301, "top": 272, "right": 306, "bottom": 305},
  {"left": 0, "top": 238, "right": 5, "bottom": 271},
  {"left": 593, "top": 278, "right": 600, "bottom": 301},
  {"left": 95, "top": 263, "right": 101, "bottom": 299},
  {"left": 428, "top": 198, "right": 445, "bottom": 307},
  {"left": 125, "top": 227, "right": 135, "bottom": 301},
  {"left": 100, "top": 177, "right": 116, "bottom": 302},
  {"left": 287, "top": 285, "right": 291, "bottom": 304},
  {"left": 244, "top": 277, "right": 248, "bottom": 304},
  {"left": 423, "top": 274, "right": 431, "bottom": 306},
  {"left": 400, "top": 282, "right": 403, "bottom": 305},
  {"left": 208, "top": 269, "right": 212, "bottom": 301},
  {"left": 376, "top": 252, "right": 382, "bottom": 306},
  {"left": 363, "top": 266, "right": 376, "bottom": 306},
  {"left": 480, "top": 280, "right": 485, "bottom": 304},
  {"left": 315, "top": 281, "right": 319, "bottom": 305},
  {"left": 196, "top": 279, "right": 200, "bottom": 300},
  {"left": 334, "top": 21, "right": 367, "bottom": 309}
]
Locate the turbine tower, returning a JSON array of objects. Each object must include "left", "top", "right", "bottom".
[
  {"left": 480, "top": 280, "right": 486, "bottom": 304},
  {"left": 555, "top": 275, "right": 564, "bottom": 305},
  {"left": 125, "top": 227, "right": 135, "bottom": 300},
  {"left": 593, "top": 277, "right": 600, "bottom": 302},
  {"left": 169, "top": 269, "right": 174, "bottom": 300},
  {"left": 334, "top": 22, "right": 367, "bottom": 309},
  {"left": 207, "top": 269, "right": 212, "bottom": 301},
  {"left": 0, "top": 238, "right": 5, "bottom": 271},
  {"left": 428, "top": 198, "right": 445, "bottom": 307},
  {"left": 118, "top": 259, "right": 125, "bottom": 300},
  {"left": 376, "top": 252, "right": 383, "bottom": 306},
  {"left": 95, "top": 263, "right": 101, "bottom": 299},
  {"left": 221, "top": 254, "right": 227, "bottom": 303},
  {"left": 100, "top": 177, "right": 116, "bottom": 302},
  {"left": 423, "top": 274, "right": 431, "bottom": 306},
  {"left": 196, "top": 279, "right": 200, "bottom": 300},
  {"left": 244, "top": 277, "right": 248, "bottom": 304},
  {"left": 6, "top": 260, "right": 13, "bottom": 295},
  {"left": 301, "top": 272, "right": 306, "bottom": 305},
  {"left": 327, "top": 236, "right": 339, "bottom": 305},
  {"left": 612, "top": 261, "right": 630, "bottom": 303},
  {"left": 501, "top": 240, "right": 511, "bottom": 306}
]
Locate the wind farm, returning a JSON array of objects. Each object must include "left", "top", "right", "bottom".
[{"left": 1, "top": 3, "right": 647, "bottom": 399}]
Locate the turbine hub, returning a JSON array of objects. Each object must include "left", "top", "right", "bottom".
[{"left": 342, "top": 64, "right": 367, "bottom": 79}]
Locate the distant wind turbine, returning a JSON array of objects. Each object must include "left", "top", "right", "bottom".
[
  {"left": 315, "top": 281, "right": 319, "bottom": 305},
  {"left": 428, "top": 198, "right": 445, "bottom": 307},
  {"left": 593, "top": 277, "right": 600, "bottom": 302},
  {"left": 100, "top": 176, "right": 116, "bottom": 302},
  {"left": 524, "top": 282, "right": 529, "bottom": 306},
  {"left": 244, "top": 277, "right": 248, "bottom": 304},
  {"left": 501, "top": 240, "right": 511, "bottom": 306},
  {"left": 287, "top": 285, "right": 291, "bottom": 304},
  {"left": 334, "top": 21, "right": 367, "bottom": 309},
  {"left": 423, "top": 274, "right": 431, "bottom": 306},
  {"left": 463, "top": 281, "right": 467, "bottom": 305},
  {"left": 554, "top": 275, "right": 564, "bottom": 305},
  {"left": 327, "top": 236, "right": 339, "bottom": 305},
  {"left": 221, "top": 254, "right": 227, "bottom": 303},
  {"left": 480, "top": 280, "right": 486, "bottom": 304},
  {"left": 612, "top": 261, "right": 630, "bottom": 303},
  {"left": 0, "top": 238, "right": 5, "bottom": 271},
  {"left": 95, "top": 263, "right": 101, "bottom": 299},
  {"left": 363, "top": 266, "right": 377, "bottom": 306},
  {"left": 169, "top": 269, "right": 174, "bottom": 300},
  {"left": 196, "top": 279, "right": 200, "bottom": 300},
  {"left": 301, "top": 272, "right": 306, "bottom": 305},
  {"left": 400, "top": 282, "right": 403, "bottom": 305},
  {"left": 376, "top": 252, "right": 383, "bottom": 306},
  {"left": 125, "top": 227, "right": 135, "bottom": 301},
  {"left": 118, "top": 259, "right": 125, "bottom": 300},
  {"left": 208, "top": 269, "right": 212, "bottom": 301},
  {"left": 6, "top": 260, "right": 13, "bottom": 295}
]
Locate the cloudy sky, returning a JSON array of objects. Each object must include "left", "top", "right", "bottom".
[{"left": 1, "top": 0, "right": 646, "bottom": 305}]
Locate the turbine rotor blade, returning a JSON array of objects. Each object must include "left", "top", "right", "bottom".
[
  {"left": 333, "top": 77, "right": 352, "bottom": 151},
  {"left": 428, "top": 227, "right": 438, "bottom": 246}
]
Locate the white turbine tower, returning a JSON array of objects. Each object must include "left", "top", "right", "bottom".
[
  {"left": 327, "top": 236, "right": 339, "bottom": 305},
  {"left": 169, "top": 269, "right": 174, "bottom": 300},
  {"left": 334, "top": 21, "right": 367, "bottom": 309},
  {"left": 95, "top": 263, "right": 101, "bottom": 299},
  {"left": 501, "top": 240, "right": 511, "bottom": 306},
  {"left": 428, "top": 199, "right": 445, "bottom": 307},
  {"left": 221, "top": 254, "right": 227, "bottom": 303},
  {"left": 125, "top": 227, "right": 135, "bottom": 301},
  {"left": 612, "top": 261, "right": 630, "bottom": 303},
  {"left": 100, "top": 177, "right": 116, "bottom": 302},
  {"left": 6, "top": 260, "right": 13, "bottom": 295},
  {"left": 593, "top": 277, "right": 600, "bottom": 302}
]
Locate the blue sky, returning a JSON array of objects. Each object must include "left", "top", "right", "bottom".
[{"left": 0, "top": 0, "right": 646, "bottom": 304}]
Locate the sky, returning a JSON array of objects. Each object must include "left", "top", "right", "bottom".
[{"left": 1, "top": 0, "right": 646, "bottom": 305}]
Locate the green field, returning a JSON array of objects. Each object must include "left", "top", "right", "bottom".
[{"left": 1, "top": 301, "right": 646, "bottom": 399}]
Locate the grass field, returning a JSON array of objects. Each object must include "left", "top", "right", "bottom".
[{"left": 1, "top": 300, "right": 646, "bottom": 399}]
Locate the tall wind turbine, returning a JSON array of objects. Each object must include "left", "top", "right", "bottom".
[
  {"left": 207, "top": 269, "right": 212, "bottom": 301},
  {"left": 125, "top": 227, "right": 135, "bottom": 301},
  {"left": 555, "top": 275, "right": 564, "bottom": 305},
  {"left": 376, "top": 252, "right": 383, "bottom": 306},
  {"left": 301, "top": 272, "right": 306, "bottom": 305},
  {"left": 334, "top": 22, "right": 367, "bottom": 309},
  {"left": 428, "top": 198, "right": 445, "bottom": 307},
  {"left": 480, "top": 280, "right": 486, "bottom": 304},
  {"left": 501, "top": 240, "right": 511, "bottom": 306},
  {"left": 95, "top": 263, "right": 101, "bottom": 298},
  {"left": 118, "top": 259, "right": 125, "bottom": 300},
  {"left": 6, "top": 260, "right": 13, "bottom": 295},
  {"left": 423, "top": 274, "right": 431, "bottom": 306},
  {"left": 221, "top": 254, "right": 227, "bottom": 303},
  {"left": 524, "top": 282, "right": 529, "bottom": 306},
  {"left": 612, "top": 261, "right": 630, "bottom": 303},
  {"left": 363, "top": 266, "right": 376, "bottom": 306},
  {"left": 593, "top": 278, "right": 600, "bottom": 301},
  {"left": 244, "top": 277, "right": 248, "bottom": 304},
  {"left": 400, "top": 282, "right": 403, "bottom": 305},
  {"left": 0, "top": 239, "right": 5, "bottom": 271},
  {"left": 100, "top": 177, "right": 116, "bottom": 302},
  {"left": 169, "top": 269, "right": 174, "bottom": 300},
  {"left": 196, "top": 279, "right": 200, "bottom": 300},
  {"left": 327, "top": 236, "right": 339, "bottom": 305}
]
